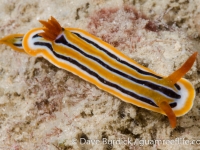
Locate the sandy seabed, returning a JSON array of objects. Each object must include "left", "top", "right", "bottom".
[{"left": 0, "top": 0, "right": 200, "bottom": 149}]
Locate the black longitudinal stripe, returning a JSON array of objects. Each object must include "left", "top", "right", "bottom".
[
  {"left": 55, "top": 35, "right": 181, "bottom": 99},
  {"left": 34, "top": 41, "right": 158, "bottom": 107},
  {"left": 33, "top": 34, "right": 42, "bottom": 38},
  {"left": 13, "top": 43, "right": 22, "bottom": 47},
  {"left": 72, "top": 32, "right": 181, "bottom": 91},
  {"left": 169, "top": 102, "right": 177, "bottom": 108},
  {"left": 72, "top": 32, "right": 161, "bottom": 78},
  {"left": 175, "top": 84, "right": 180, "bottom": 90}
]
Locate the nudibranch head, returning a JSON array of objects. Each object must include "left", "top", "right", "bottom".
[{"left": 155, "top": 52, "right": 197, "bottom": 128}]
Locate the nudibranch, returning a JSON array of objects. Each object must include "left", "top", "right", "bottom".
[{"left": 0, "top": 16, "right": 197, "bottom": 128}]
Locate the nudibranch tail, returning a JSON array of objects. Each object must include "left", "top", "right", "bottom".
[
  {"left": 159, "top": 101, "right": 176, "bottom": 128},
  {"left": 0, "top": 34, "right": 25, "bottom": 53},
  {"left": 39, "top": 16, "right": 62, "bottom": 41},
  {"left": 165, "top": 52, "right": 198, "bottom": 85}
]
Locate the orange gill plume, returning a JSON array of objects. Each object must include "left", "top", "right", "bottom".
[{"left": 39, "top": 16, "right": 62, "bottom": 41}]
